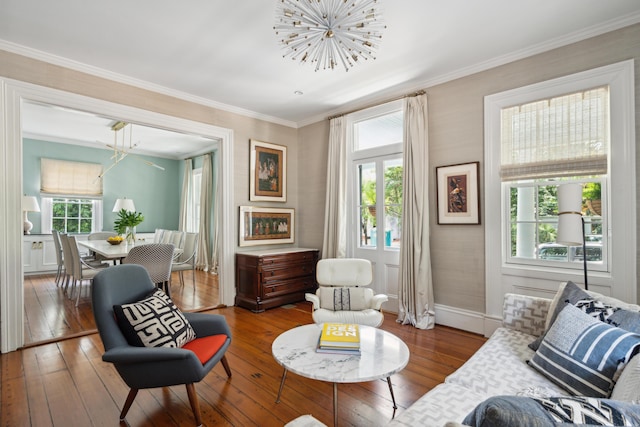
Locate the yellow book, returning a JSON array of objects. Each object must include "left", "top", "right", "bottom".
[{"left": 319, "top": 323, "right": 360, "bottom": 348}]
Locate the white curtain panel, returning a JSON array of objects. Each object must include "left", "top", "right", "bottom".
[
  {"left": 210, "top": 153, "right": 220, "bottom": 274},
  {"left": 321, "top": 116, "right": 348, "bottom": 259},
  {"left": 196, "top": 154, "right": 212, "bottom": 271},
  {"left": 178, "top": 158, "right": 193, "bottom": 232},
  {"left": 397, "top": 93, "right": 435, "bottom": 329}
]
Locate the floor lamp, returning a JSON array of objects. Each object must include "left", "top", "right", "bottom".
[{"left": 556, "top": 183, "right": 588, "bottom": 290}]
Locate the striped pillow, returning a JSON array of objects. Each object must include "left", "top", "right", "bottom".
[
  {"left": 318, "top": 287, "right": 368, "bottom": 311},
  {"left": 529, "top": 303, "right": 640, "bottom": 398}
]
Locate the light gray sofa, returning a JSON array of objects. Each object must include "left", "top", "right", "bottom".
[
  {"left": 288, "top": 286, "right": 640, "bottom": 426},
  {"left": 388, "top": 293, "right": 564, "bottom": 426}
]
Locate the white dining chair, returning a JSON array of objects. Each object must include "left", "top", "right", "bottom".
[
  {"left": 62, "top": 235, "right": 108, "bottom": 306},
  {"left": 51, "top": 230, "right": 65, "bottom": 287},
  {"left": 171, "top": 232, "right": 198, "bottom": 289}
]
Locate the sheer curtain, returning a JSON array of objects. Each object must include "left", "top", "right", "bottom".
[
  {"left": 196, "top": 154, "right": 212, "bottom": 271},
  {"left": 397, "top": 93, "right": 435, "bottom": 329},
  {"left": 209, "top": 153, "right": 220, "bottom": 274},
  {"left": 178, "top": 158, "right": 193, "bottom": 232},
  {"left": 321, "top": 116, "right": 348, "bottom": 259}
]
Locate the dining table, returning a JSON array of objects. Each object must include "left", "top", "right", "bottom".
[{"left": 77, "top": 240, "right": 183, "bottom": 264}]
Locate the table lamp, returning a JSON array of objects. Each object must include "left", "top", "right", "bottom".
[
  {"left": 112, "top": 198, "right": 135, "bottom": 212},
  {"left": 556, "top": 183, "right": 588, "bottom": 290},
  {"left": 22, "top": 195, "right": 40, "bottom": 235}
]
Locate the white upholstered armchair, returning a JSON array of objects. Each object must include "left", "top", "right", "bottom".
[{"left": 305, "top": 258, "right": 388, "bottom": 327}]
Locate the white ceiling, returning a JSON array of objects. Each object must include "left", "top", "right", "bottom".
[{"left": 3, "top": 0, "right": 640, "bottom": 155}]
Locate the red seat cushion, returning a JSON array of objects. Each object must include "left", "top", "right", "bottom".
[{"left": 182, "top": 334, "right": 227, "bottom": 364}]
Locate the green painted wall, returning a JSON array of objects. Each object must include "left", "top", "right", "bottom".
[{"left": 23, "top": 138, "right": 181, "bottom": 234}]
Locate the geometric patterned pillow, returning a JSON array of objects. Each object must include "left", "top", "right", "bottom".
[
  {"left": 113, "top": 289, "right": 196, "bottom": 348},
  {"left": 529, "top": 281, "right": 617, "bottom": 351},
  {"left": 574, "top": 298, "right": 619, "bottom": 322},
  {"left": 528, "top": 304, "right": 640, "bottom": 398}
]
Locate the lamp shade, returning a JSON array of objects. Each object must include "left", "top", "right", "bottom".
[
  {"left": 113, "top": 198, "right": 135, "bottom": 212},
  {"left": 556, "top": 183, "right": 583, "bottom": 246},
  {"left": 22, "top": 196, "right": 40, "bottom": 212}
]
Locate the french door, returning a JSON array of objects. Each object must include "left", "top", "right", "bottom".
[{"left": 351, "top": 154, "right": 402, "bottom": 312}]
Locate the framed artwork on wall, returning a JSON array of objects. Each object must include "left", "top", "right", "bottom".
[
  {"left": 239, "top": 206, "right": 294, "bottom": 246},
  {"left": 250, "top": 139, "right": 287, "bottom": 202},
  {"left": 436, "top": 161, "right": 480, "bottom": 225}
]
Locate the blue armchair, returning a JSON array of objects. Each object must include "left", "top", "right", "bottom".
[{"left": 91, "top": 264, "right": 231, "bottom": 426}]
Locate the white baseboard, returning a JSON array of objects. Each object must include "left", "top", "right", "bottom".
[{"left": 434, "top": 303, "right": 501, "bottom": 338}]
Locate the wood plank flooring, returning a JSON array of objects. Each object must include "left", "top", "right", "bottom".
[
  {"left": 23, "top": 270, "right": 220, "bottom": 346},
  {"left": 11, "top": 273, "right": 488, "bottom": 426}
]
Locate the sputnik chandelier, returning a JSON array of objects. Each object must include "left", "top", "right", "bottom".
[{"left": 274, "top": 0, "right": 385, "bottom": 72}]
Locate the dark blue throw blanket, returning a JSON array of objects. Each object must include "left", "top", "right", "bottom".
[{"left": 463, "top": 395, "right": 640, "bottom": 427}]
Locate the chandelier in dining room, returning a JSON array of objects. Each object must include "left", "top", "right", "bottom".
[
  {"left": 274, "top": 0, "right": 386, "bottom": 72},
  {"left": 97, "top": 121, "right": 165, "bottom": 179}
]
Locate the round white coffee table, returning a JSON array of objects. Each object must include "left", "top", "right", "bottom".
[{"left": 272, "top": 323, "right": 410, "bottom": 426}]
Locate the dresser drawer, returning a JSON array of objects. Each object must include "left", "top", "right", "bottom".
[
  {"left": 262, "top": 262, "right": 315, "bottom": 282},
  {"left": 263, "top": 276, "right": 316, "bottom": 299},
  {"left": 259, "top": 250, "right": 317, "bottom": 267}
]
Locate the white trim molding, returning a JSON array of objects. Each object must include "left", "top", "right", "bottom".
[{"left": 0, "top": 78, "right": 235, "bottom": 352}]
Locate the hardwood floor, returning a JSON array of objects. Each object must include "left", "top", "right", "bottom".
[
  {"left": 10, "top": 274, "right": 487, "bottom": 426},
  {"left": 23, "top": 270, "right": 220, "bottom": 346}
]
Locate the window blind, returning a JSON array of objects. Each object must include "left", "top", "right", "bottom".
[
  {"left": 500, "top": 86, "right": 609, "bottom": 181},
  {"left": 40, "top": 158, "right": 103, "bottom": 197}
]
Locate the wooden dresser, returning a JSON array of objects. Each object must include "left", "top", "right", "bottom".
[{"left": 235, "top": 248, "right": 319, "bottom": 312}]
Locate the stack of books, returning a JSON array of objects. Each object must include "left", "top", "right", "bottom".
[{"left": 316, "top": 323, "right": 361, "bottom": 355}]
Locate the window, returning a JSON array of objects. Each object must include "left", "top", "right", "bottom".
[
  {"left": 485, "top": 60, "right": 636, "bottom": 310},
  {"left": 39, "top": 158, "right": 104, "bottom": 233},
  {"left": 350, "top": 101, "right": 404, "bottom": 251},
  {"left": 357, "top": 158, "right": 403, "bottom": 248},
  {"left": 503, "top": 87, "right": 609, "bottom": 272},
  {"left": 508, "top": 180, "right": 606, "bottom": 271},
  {"left": 189, "top": 168, "right": 202, "bottom": 231},
  {"left": 51, "top": 198, "right": 96, "bottom": 233}
]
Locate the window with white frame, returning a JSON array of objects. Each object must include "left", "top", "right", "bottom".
[
  {"left": 39, "top": 158, "right": 104, "bottom": 233},
  {"left": 350, "top": 102, "right": 404, "bottom": 250},
  {"left": 503, "top": 87, "right": 609, "bottom": 272},
  {"left": 484, "top": 60, "right": 636, "bottom": 307},
  {"left": 190, "top": 167, "right": 203, "bottom": 232}
]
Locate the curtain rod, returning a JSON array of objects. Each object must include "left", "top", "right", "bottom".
[{"left": 327, "top": 90, "right": 426, "bottom": 121}]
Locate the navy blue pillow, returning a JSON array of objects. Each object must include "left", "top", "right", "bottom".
[{"left": 529, "top": 304, "right": 640, "bottom": 397}]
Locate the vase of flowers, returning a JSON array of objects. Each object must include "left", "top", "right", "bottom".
[{"left": 114, "top": 209, "right": 144, "bottom": 245}]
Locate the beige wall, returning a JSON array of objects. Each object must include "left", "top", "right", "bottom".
[
  {"left": 298, "top": 23, "right": 640, "bottom": 314},
  {"left": 296, "top": 121, "right": 329, "bottom": 251}
]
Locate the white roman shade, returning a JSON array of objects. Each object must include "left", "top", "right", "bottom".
[
  {"left": 40, "top": 158, "right": 103, "bottom": 197},
  {"left": 500, "top": 86, "right": 609, "bottom": 181}
]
